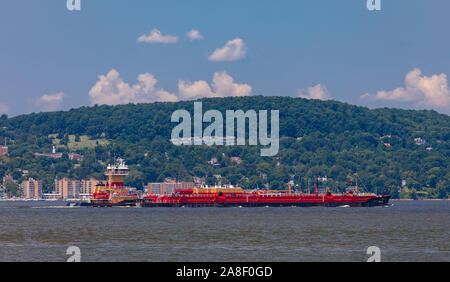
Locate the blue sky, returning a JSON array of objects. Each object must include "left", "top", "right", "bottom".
[{"left": 1, "top": 0, "right": 449, "bottom": 116}]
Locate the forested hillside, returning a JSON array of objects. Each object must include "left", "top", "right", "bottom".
[{"left": 0, "top": 96, "right": 448, "bottom": 198}]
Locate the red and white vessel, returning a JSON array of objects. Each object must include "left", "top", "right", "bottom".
[
  {"left": 86, "top": 158, "right": 139, "bottom": 207},
  {"left": 141, "top": 179, "right": 391, "bottom": 208}
]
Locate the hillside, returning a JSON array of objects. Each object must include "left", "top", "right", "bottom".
[{"left": 0, "top": 96, "right": 449, "bottom": 198}]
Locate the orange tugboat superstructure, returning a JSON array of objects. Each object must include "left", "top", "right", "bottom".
[{"left": 88, "top": 158, "right": 139, "bottom": 207}]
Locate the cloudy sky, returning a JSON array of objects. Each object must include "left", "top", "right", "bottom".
[{"left": 1, "top": 0, "right": 449, "bottom": 116}]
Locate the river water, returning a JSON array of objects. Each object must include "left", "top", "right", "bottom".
[{"left": 0, "top": 200, "right": 448, "bottom": 262}]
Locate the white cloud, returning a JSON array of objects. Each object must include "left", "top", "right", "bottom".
[
  {"left": 0, "top": 104, "right": 8, "bottom": 115},
  {"left": 137, "top": 28, "right": 178, "bottom": 44},
  {"left": 212, "top": 71, "right": 252, "bottom": 97},
  {"left": 178, "top": 71, "right": 252, "bottom": 100},
  {"left": 178, "top": 80, "right": 214, "bottom": 100},
  {"left": 89, "top": 69, "right": 178, "bottom": 106},
  {"left": 186, "top": 29, "right": 204, "bottom": 41},
  {"left": 361, "top": 68, "right": 450, "bottom": 113},
  {"left": 297, "top": 84, "right": 332, "bottom": 100},
  {"left": 89, "top": 69, "right": 251, "bottom": 105},
  {"left": 208, "top": 38, "right": 247, "bottom": 62},
  {"left": 36, "top": 92, "right": 65, "bottom": 111}
]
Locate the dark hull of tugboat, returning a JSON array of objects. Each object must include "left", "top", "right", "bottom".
[
  {"left": 68, "top": 200, "right": 138, "bottom": 207},
  {"left": 138, "top": 195, "right": 391, "bottom": 208}
]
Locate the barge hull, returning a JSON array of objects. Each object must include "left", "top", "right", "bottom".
[
  {"left": 75, "top": 200, "right": 137, "bottom": 207},
  {"left": 138, "top": 195, "right": 391, "bottom": 208}
]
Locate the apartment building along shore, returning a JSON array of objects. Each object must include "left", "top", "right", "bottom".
[{"left": 15, "top": 178, "right": 198, "bottom": 200}]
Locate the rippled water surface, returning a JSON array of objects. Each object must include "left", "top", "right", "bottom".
[{"left": 0, "top": 200, "right": 448, "bottom": 262}]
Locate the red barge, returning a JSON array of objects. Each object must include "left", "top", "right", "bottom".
[
  {"left": 140, "top": 185, "right": 391, "bottom": 208},
  {"left": 75, "top": 158, "right": 391, "bottom": 208}
]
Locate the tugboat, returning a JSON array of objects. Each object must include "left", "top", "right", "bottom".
[{"left": 81, "top": 158, "right": 139, "bottom": 207}]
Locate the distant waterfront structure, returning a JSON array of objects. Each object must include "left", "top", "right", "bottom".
[
  {"left": 68, "top": 153, "right": 83, "bottom": 161},
  {"left": 208, "top": 157, "right": 219, "bottom": 166},
  {"left": 193, "top": 177, "right": 206, "bottom": 186},
  {"left": 34, "top": 152, "right": 63, "bottom": 158},
  {"left": 34, "top": 146, "right": 63, "bottom": 159},
  {"left": 146, "top": 181, "right": 195, "bottom": 195},
  {"left": 54, "top": 178, "right": 82, "bottom": 199},
  {"left": 230, "top": 157, "right": 242, "bottom": 164},
  {"left": 34, "top": 146, "right": 82, "bottom": 160},
  {"left": 20, "top": 178, "right": 43, "bottom": 199},
  {"left": 34, "top": 151, "right": 82, "bottom": 160},
  {"left": 2, "top": 174, "right": 14, "bottom": 184},
  {"left": 0, "top": 146, "right": 8, "bottom": 156},
  {"left": 44, "top": 178, "right": 100, "bottom": 200}
]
